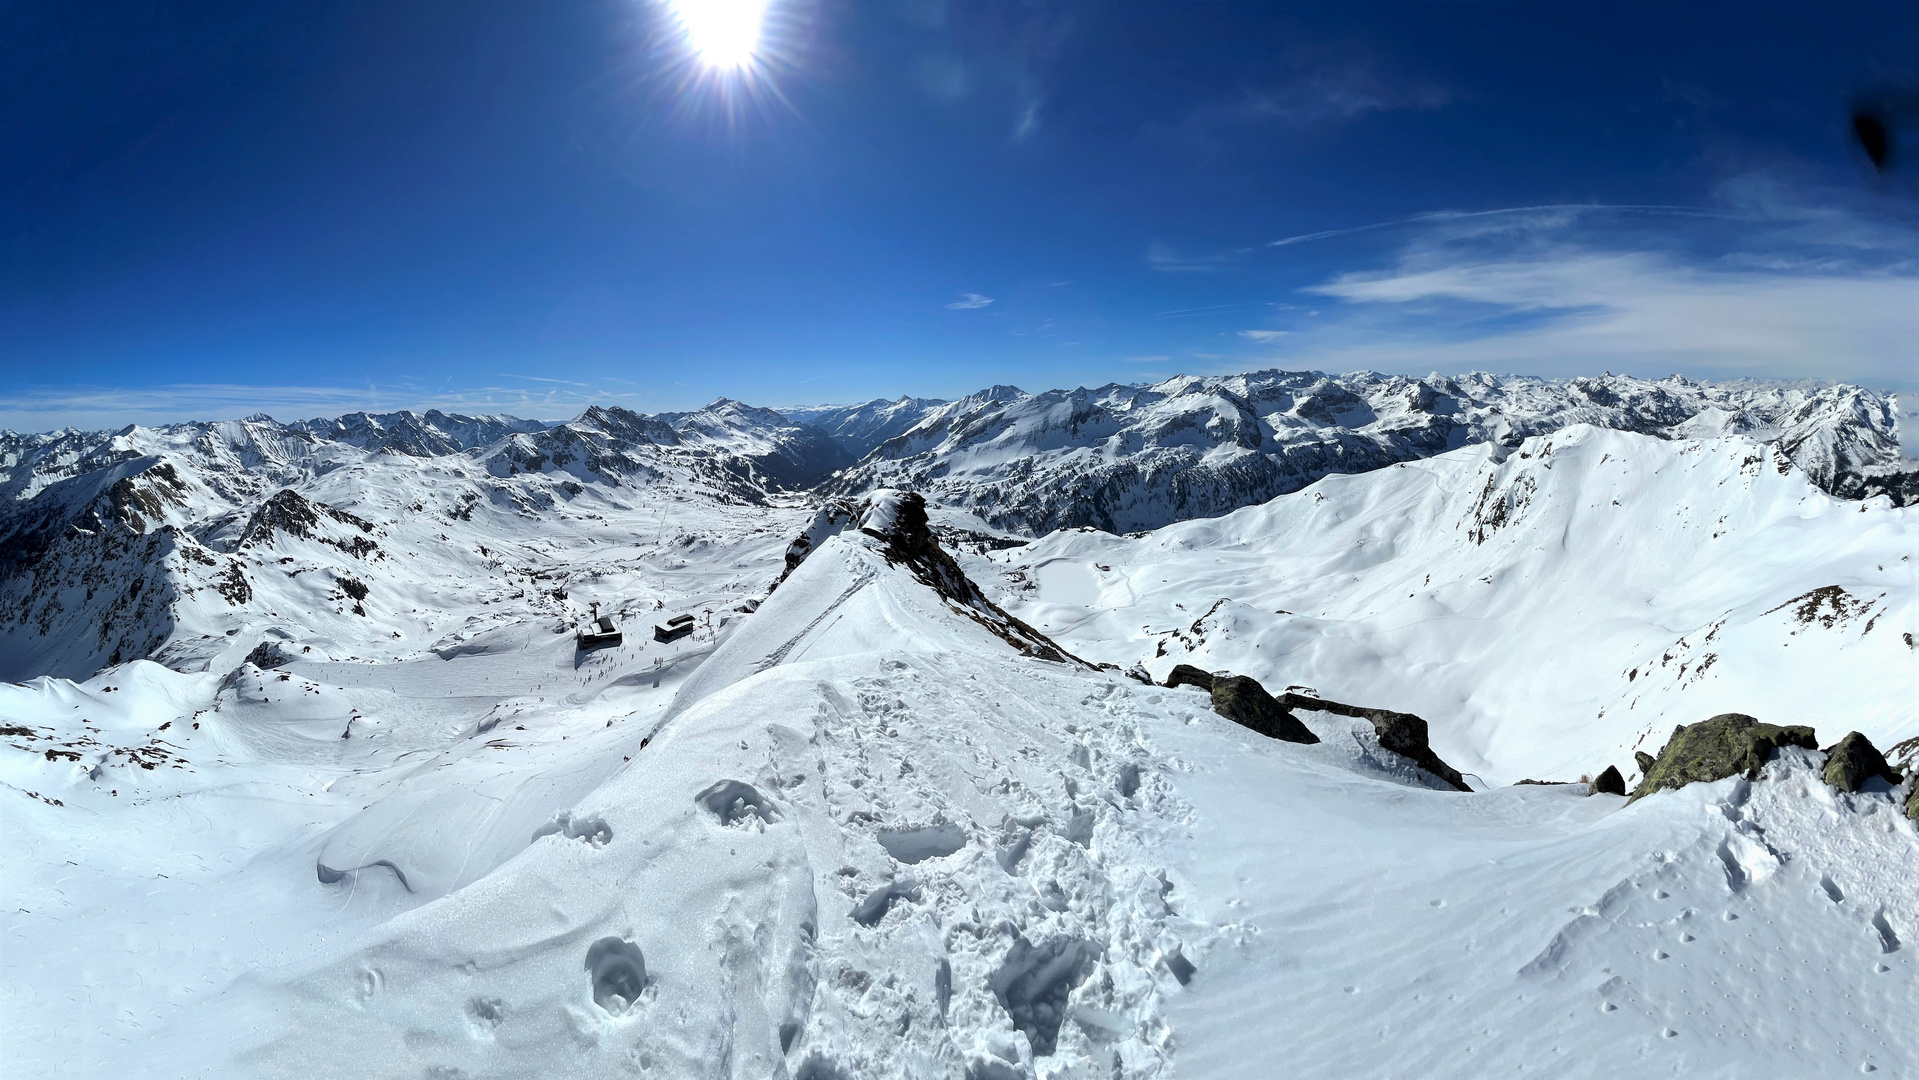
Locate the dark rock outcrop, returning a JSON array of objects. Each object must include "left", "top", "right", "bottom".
[
  {"left": 1589, "top": 765, "right": 1626, "bottom": 797},
  {"left": 1908, "top": 784, "right": 1918, "bottom": 822},
  {"left": 1821, "top": 732, "right": 1902, "bottom": 793},
  {"left": 243, "top": 641, "right": 297, "bottom": 669},
  {"left": 1278, "top": 692, "right": 1472, "bottom": 792},
  {"left": 861, "top": 492, "right": 1088, "bottom": 667},
  {"left": 1629, "top": 713, "right": 1820, "bottom": 803},
  {"left": 1163, "top": 664, "right": 1215, "bottom": 693},
  {"left": 1634, "top": 750, "right": 1656, "bottom": 775},
  {"left": 1211, "top": 677, "right": 1319, "bottom": 745}
]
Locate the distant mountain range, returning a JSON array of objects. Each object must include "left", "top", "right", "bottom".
[{"left": 0, "top": 369, "right": 1909, "bottom": 680}]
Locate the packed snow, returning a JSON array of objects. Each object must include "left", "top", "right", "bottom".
[{"left": 2, "top": 383, "right": 1915, "bottom": 1079}]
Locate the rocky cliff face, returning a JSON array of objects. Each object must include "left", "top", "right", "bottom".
[{"left": 823, "top": 371, "right": 1910, "bottom": 533}]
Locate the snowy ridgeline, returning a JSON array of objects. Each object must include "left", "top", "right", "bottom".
[
  {"left": 0, "top": 369, "right": 1912, "bottom": 682},
  {"left": 1, "top": 431, "right": 1915, "bottom": 1079}
]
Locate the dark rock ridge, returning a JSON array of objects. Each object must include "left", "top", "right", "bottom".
[
  {"left": 1629, "top": 713, "right": 1820, "bottom": 803},
  {"left": 1589, "top": 765, "right": 1626, "bottom": 797},
  {"left": 1161, "top": 664, "right": 1216, "bottom": 693},
  {"left": 239, "top": 489, "right": 378, "bottom": 557},
  {"left": 1210, "top": 676, "right": 1320, "bottom": 745},
  {"left": 1277, "top": 692, "right": 1473, "bottom": 793},
  {"left": 1822, "top": 731, "right": 1903, "bottom": 793},
  {"left": 857, "top": 492, "right": 1088, "bottom": 667}
]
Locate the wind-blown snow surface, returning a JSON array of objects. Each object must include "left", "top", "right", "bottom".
[
  {"left": 988, "top": 425, "right": 1916, "bottom": 785},
  {"left": 4, "top": 459, "right": 1916, "bottom": 1079}
]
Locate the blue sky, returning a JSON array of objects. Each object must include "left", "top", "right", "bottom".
[{"left": 2, "top": 0, "right": 1915, "bottom": 430}]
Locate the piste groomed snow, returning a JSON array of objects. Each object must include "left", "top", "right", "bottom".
[{"left": 2, "top": 370, "right": 1914, "bottom": 1080}]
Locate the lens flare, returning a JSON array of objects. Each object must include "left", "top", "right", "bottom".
[{"left": 668, "top": 0, "right": 772, "bottom": 70}]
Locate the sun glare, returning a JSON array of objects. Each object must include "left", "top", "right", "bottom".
[{"left": 669, "top": 0, "right": 772, "bottom": 70}]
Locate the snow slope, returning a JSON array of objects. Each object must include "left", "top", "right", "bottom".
[
  {"left": 989, "top": 425, "right": 1916, "bottom": 785},
  {"left": 4, "top": 470, "right": 1914, "bottom": 1079}
]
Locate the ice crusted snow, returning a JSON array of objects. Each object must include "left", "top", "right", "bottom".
[{"left": 2, "top": 412, "right": 1915, "bottom": 1077}]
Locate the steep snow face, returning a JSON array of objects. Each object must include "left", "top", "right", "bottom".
[
  {"left": 827, "top": 371, "right": 1910, "bottom": 534},
  {"left": 4, "top": 476, "right": 1914, "bottom": 1080},
  {"left": 781, "top": 395, "right": 951, "bottom": 458},
  {"left": 991, "top": 425, "right": 1916, "bottom": 784}
]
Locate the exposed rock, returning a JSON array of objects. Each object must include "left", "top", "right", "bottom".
[
  {"left": 1211, "top": 677, "right": 1319, "bottom": 745},
  {"left": 1887, "top": 736, "right": 1919, "bottom": 774},
  {"left": 774, "top": 498, "right": 862, "bottom": 585},
  {"left": 1278, "top": 692, "right": 1472, "bottom": 792},
  {"left": 243, "top": 641, "right": 297, "bottom": 669},
  {"left": 1908, "top": 784, "right": 1918, "bottom": 822},
  {"left": 1589, "top": 765, "right": 1626, "bottom": 797},
  {"left": 1163, "top": 664, "right": 1215, "bottom": 692},
  {"left": 1634, "top": 750, "right": 1656, "bottom": 775},
  {"left": 239, "top": 489, "right": 375, "bottom": 548},
  {"left": 860, "top": 491, "right": 1088, "bottom": 667},
  {"left": 1821, "top": 731, "right": 1902, "bottom": 793},
  {"left": 1629, "top": 713, "right": 1820, "bottom": 802}
]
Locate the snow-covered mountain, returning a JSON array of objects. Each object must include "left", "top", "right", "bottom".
[
  {"left": 984, "top": 424, "right": 1916, "bottom": 784},
  {"left": 4, "top": 479, "right": 1913, "bottom": 1079},
  {"left": 285, "top": 409, "right": 549, "bottom": 456},
  {"left": 825, "top": 371, "right": 1911, "bottom": 533},
  {"left": 0, "top": 403, "right": 835, "bottom": 682},
  {"left": 3, "top": 371, "right": 1907, "bottom": 685},
  {"left": 780, "top": 395, "right": 949, "bottom": 458}
]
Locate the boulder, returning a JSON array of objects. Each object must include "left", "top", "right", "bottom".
[
  {"left": 1628, "top": 713, "right": 1819, "bottom": 803},
  {"left": 1163, "top": 664, "right": 1215, "bottom": 692},
  {"left": 1822, "top": 731, "right": 1902, "bottom": 793},
  {"left": 1908, "top": 784, "right": 1918, "bottom": 822},
  {"left": 1211, "top": 676, "right": 1320, "bottom": 745},
  {"left": 1634, "top": 750, "right": 1655, "bottom": 775},
  {"left": 1588, "top": 765, "right": 1625, "bottom": 797},
  {"left": 1278, "top": 692, "right": 1472, "bottom": 793}
]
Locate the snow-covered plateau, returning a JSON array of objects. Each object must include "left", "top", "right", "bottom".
[{"left": 1, "top": 369, "right": 1914, "bottom": 1079}]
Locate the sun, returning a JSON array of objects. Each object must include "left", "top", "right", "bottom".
[{"left": 667, "top": 0, "right": 773, "bottom": 70}]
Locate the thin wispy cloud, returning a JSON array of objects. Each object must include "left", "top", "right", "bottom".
[
  {"left": 1146, "top": 242, "right": 1248, "bottom": 274},
  {"left": 1267, "top": 204, "right": 1725, "bottom": 249},
  {"left": 946, "top": 292, "right": 995, "bottom": 309},
  {"left": 1266, "top": 196, "right": 1919, "bottom": 388},
  {"left": 1011, "top": 103, "right": 1041, "bottom": 142},
  {"left": 1238, "top": 330, "right": 1288, "bottom": 343}
]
